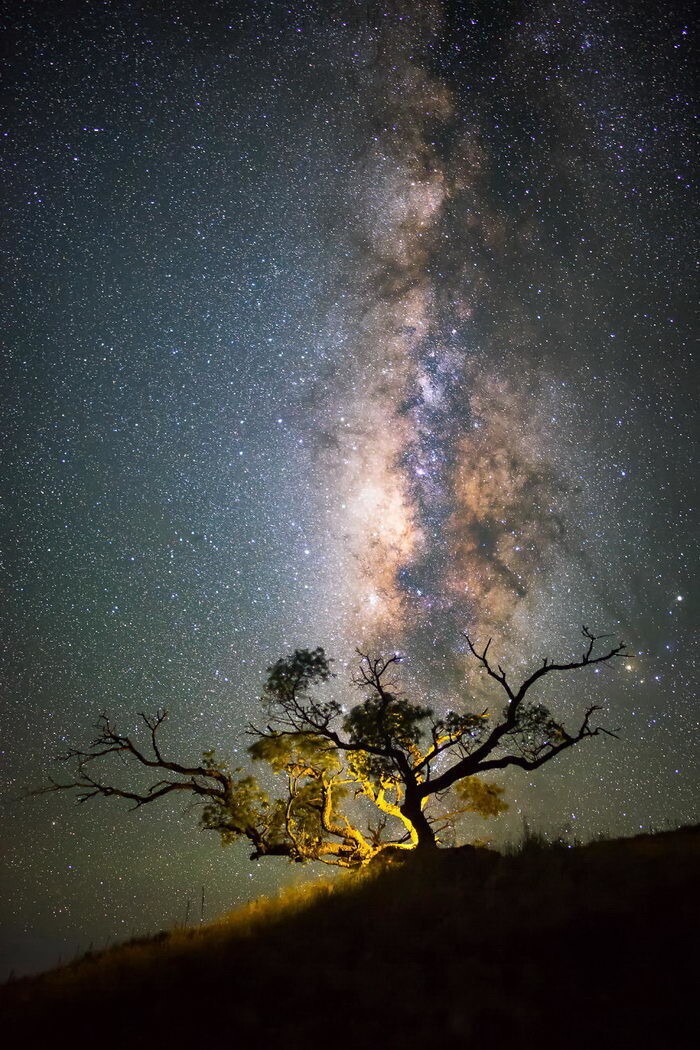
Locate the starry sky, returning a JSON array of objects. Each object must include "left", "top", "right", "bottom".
[{"left": 1, "top": 0, "right": 697, "bottom": 979}]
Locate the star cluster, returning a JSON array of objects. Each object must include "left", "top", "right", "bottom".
[{"left": 1, "top": 0, "right": 696, "bottom": 978}]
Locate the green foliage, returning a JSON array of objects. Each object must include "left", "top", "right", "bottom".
[
  {"left": 341, "top": 693, "right": 430, "bottom": 787},
  {"left": 248, "top": 733, "right": 341, "bottom": 775},
  {"left": 280, "top": 779, "right": 326, "bottom": 853},
  {"left": 200, "top": 774, "right": 269, "bottom": 846},
  {"left": 264, "top": 647, "right": 335, "bottom": 706},
  {"left": 435, "top": 710, "right": 488, "bottom": 743},
  {"left": 453, "top": 776, "right": 509, "bottom": 818},
  {"left": 344, "top": 746, "right": 393, "bottom": 788},
  {"left": 505, "top": 702, "right": 566, "bottom": 756},
  {"left": 201, "top": 749, "right": 230, "bottom": 774},
  {"left": 344, "top": 694, "right": 432, "bottom": 755}
]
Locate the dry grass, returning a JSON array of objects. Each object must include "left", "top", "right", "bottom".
[{"left": 2, "top": 825, "right": 698, "bottom": 1049}]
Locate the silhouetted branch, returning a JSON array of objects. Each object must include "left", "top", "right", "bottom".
[{"left": 422, "top": 628, "right": 626, "bottom": 798}]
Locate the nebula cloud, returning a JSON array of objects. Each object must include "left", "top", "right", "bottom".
[{"left": 314, "top": 3, "right": 623, "bottom": 662}]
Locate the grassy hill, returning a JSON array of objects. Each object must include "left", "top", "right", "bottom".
[{"left": 2, "top": 825, "right": 698, "bottom": 1048}]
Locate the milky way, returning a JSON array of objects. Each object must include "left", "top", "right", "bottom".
[
  {"left": 312, "top": 1, "right": 681, "bottom": 667},
  {"left": 1, "top": 0, "right": 696, "bottom": 979}
]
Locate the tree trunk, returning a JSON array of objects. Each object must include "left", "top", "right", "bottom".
[{"left": 400, "top": 794, "right": 438, "bottom": 851}]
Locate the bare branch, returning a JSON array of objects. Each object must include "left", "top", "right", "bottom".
[
  {"left": 422, "top": 628, "right": 625, "bottom": 799},
  {"left": 462, "top": 633, "right": 516, "bottom": 701}
]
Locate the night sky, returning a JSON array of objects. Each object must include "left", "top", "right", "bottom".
[{"left": 1, "top": 0, "right": 697, "bottom": 979}]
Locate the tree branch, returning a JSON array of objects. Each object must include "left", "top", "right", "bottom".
[{"left": 422, "top": 629, "right": 625, "bottom": 799}]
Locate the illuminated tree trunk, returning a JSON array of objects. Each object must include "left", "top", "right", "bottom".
[{"left": 401, "top": 791, "right": 437, "bottom": 851}]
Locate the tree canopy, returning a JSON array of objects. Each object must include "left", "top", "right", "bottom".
[{"left": 37, "top": 627, "right": 626, "bottom": 868}]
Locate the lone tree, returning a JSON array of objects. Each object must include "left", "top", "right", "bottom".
[{"left": 37, "top": 627, "right": 626, "bottom": 868}]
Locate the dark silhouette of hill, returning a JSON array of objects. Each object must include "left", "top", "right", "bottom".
[{"left": 2, "top": 825, "right": 698, "bottom": 1049}]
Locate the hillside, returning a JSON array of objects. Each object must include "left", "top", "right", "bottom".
[{"left": 2, "top": 826, "right": 698, "bottom": 1048}]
